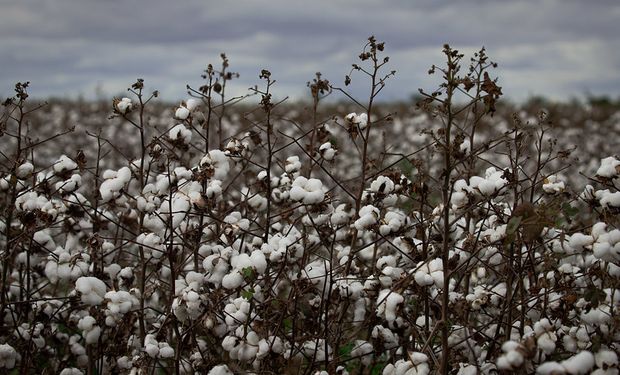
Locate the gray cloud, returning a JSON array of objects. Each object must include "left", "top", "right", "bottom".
[{"left": 0, "top": 0, "right": 618, "bottom": 102}]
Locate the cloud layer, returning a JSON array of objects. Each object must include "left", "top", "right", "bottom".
[{"left": 1, "top": 0, "right": 618, "bottom": 102}]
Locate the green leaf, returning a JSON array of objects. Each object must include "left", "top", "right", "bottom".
[
  {"left": 506, "top": 216, "right": 522, "bottom": 235},
  {"left": 242, "top": 266, "right": 255, "bottom": 279},
  {"left": 241, "top": 288, "right": 255, "bottom": 300},
  {"left": 562, "top": 202, "right": 579, "bottom": 218}
]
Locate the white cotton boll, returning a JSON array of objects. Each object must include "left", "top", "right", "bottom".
[
  {"left": 200, "top": 150, "right": 230, "bottom": 180},
  {"left": 596, "top": 156, "right": 620, "bottom": 179},
  {"left": 75, "top": 277, "right": 107, "bottom": 305},
  {"left": 99, "top": 167, "right": 132, "bottom": 203},
  {"left": 250, "top": 250, "right": 267, "bottom": 274},
  {"left": 460, "top": 139, "right": 471, "bottom": 155},
  {"left": 77, "top": 316, "right": 100, "bottom": 344},
  {"left": 543, "top": 175, "right": 566, "bottom": 193},
  {"left": 247, "top": 193, "right": 268, "bottom": 211},
  {"left": 593, "top": 229, "right": 620, "bottom": 262},
  {"left": 59, "top": 368, "right": 84, "bottom": 375},
  {"left": 376, "top": 289, "right": 404, "bottom": 324},
  {"left": 0, "top": 344, "right": 19, "bottom": 369},
  {"left": 144, "top": 344, "right": 159, "bottom": 358},
  {"left": 331, "top": 204, "right": 350, "bottom": 225},
  {"left": 370, "top": 176, "right": 395, "bottom": 194},
  {"left": 595, "top": 349, "right": 618, "bottom": 371},
  {"left": 175, "top": 105, "right": 190, "bottom": 120},
  {"left": 290, "top": 176, "right": 325, "bottom": 204},
  {"left": 457, "top": 363, "right": 478, "bottom": 375},
  {"left": 185, "top": 98, "right": 201, "bottom": 111},
  {"left": 355, "top": 205, "right": 380, "bottom": 230},
  {"left": 568, "top": 233, "right": 594, "bottom": 252},
  {"left": 537, "top": 332, "right": 557, "bottom": 355},
  {"left": 319, "top": 142, "right": 337, "bottom": 161},
  {"left": 345, "top": 112, "right": 368, "bottom": 129},
  {"left": 54, "top": 155, "right": 78, "bottom": 174},
  {"left": 16, "top": 162, "right": 34, "bottom": 179},
  {"left": 208, "top": 365, "right": 234, "bottom": 375},
  {"left": 536, "top": 361, "right": 566, "bottom": 374},
  {"left": 285, "top": 156, "right": 302, "bottom": 173},
  {"left": 350, "top": 340, "right": 374, "bottom": 366},
  {"left": 158, "top": 345, "right": 174, "bottom": 359},
  {"left": 599, "top": 191, "right": 620, "bottom": 208},
  {"left": 222, "top": 271, "right": 244, "bottom": 289},
  {"left": 168, "top": 124, "right": 192, "bottom": 144},
  {"left": 115, "top": 97, "right": 132, "bottom": 114},
  {"left": 561, "top": 351, "right": 595, "bottom": 374}
]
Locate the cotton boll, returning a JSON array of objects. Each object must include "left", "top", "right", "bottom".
[
  {"left": 561, "top": 351, "right": 595, "bottom": 374},
  {"left": 345, "top": 112, "right": 368, "bottom": 130},
  {"left": 0, "top": 344, "right": 19, "bottom": 369},
  {"left": 99, "top": 167, "right": 132, "bottom": 203},
  {"left": 16, "top": 162, "right": 34, "bottom": 179},
  {"left": 175, "top": 105, "right": 190, "bottom": 120},
  {"left": 319, "top": 142, "right": 337, "bottom": 161},
  {"left": 376, "top": 289, "right": 404, "bottom": 324},
  {"left": 115, "top": 97, "right": 132, "bottom": 114},
  {"left": 536, "top": 361, "right": 565, "bottom": 374},
  {"left": 200, "top": 150, "right": 230, "bottom": 180},
  {"left": 208, "top": 365, "right": 234, "bottom": 375},
  {"left": 355, "top": 205, "right": 380, "bottom": 230},
  {"left": 595, "top": 350, "right": 618, "bottom": 372},
  {"left": 543, "top": 175, "right": 566, "bottom": 193},
  {"left": 370, "top": 176, "right": 395, "bottom": 195},
  {"left": 290, "top": 176, "right": 325, "bottom": 205},
  {"left": 185, "top": 98, "right": 201, "bottom": 111},
  {"left": 158, "top": 345, "right": 174, "bottom": 359},
  {"left": 285, "top": 156, "right": 302, "bottom": 173},
  {"left": 77, "top": 316, "right": 101, "bottom": 345},
  {"left": 350, "top": 340, "right": 373, "bottom": 366},
  {"left": 75, "top": 277, "right": 107, "bottom": 305},
  {"left": 54, "top": 155, "right": 78, "bottom": 174},
  {"left": 222, "top": 271, "right": 244, "bottom": 290},
  {"left": 168, "top": 124, "right": 192, "bottom": 144},
  {"left": 595, "top": 156, "right": 620, "bottom": 179}
]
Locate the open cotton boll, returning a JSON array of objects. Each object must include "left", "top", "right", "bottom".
[
  {"left": 99, "top": 167, "right": 132, "bottom": 203},
  {"left": 543, "top": 174, "right": 566, "bottom": 193},
  {"left": 168, "top": 124, "right": 192, "bottom": 144},
  {"left": 16, "top": 162, "right": 34, "bottom": 179},
  {"left": 370, "top": 176, "right": 395, "bottom": 194},
  {"left": 598, "top": 190, "right": 620, "bottom": 208},
  {"left": 592, "top": 229, "right": 620, "bottom": 262},
  {"left": 0, "top": 344, "right": 19, "bottom": 369},
  {"left": 376, "top": 290, "right": 404, "bottom": 324},
  {"left": 75, "top": 277, "right": 107, "bottom": 305},
  {"left": 54, "top": 155, "right": 78, "bottom": 174},
  {"left": 355, "top": 205, "right": 380, "bottom": 230},
  {"left": 414, "top": 258, "right": 444, "bottom": 288},
  {"left": 350, "top": 340, "right": 374, "bottom": 366},
  {"left": 595, "top": 350, "right": 618, "bottom": 371},
  {"left": 115, "top": 97, "right": 132, "bottom": 114},
  {"left": 536, "top": 361, "right": 566, "bottom": 374},
  {"left": 200, "top": 150, "right": 230, "bottom": 180},
  {"left": 175, "top": 105, "right": 190, "bottom": 120},
  {"left": 596, "top": 156, "right": 620, "bottom": 179},
  {"left": 289, "top": 176, "right": 324, "bottom": 205},
  {"left": 77, "top": 316, "right": 101, "bottom": 345},
  {"left": 319, "top": 142, "right": 337, "bottom": 161},
  {"left": 208, "top": 365, "right": 234, "bottom": 375},
  {"left": 345, "top": 112, "right": 368, "bottom": 130},
  {"left": 285, "top": 156, "right": 302, "bottom": 173},
  {"left": 561, "top": 351, "right": 595, "bottom": 374},
  {"left": 185, "top": 98, "right": 201, "bottom": 111}
]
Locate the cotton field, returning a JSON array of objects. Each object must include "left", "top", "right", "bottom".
[{"left": 0, "top": 40, "right": 619, "bottom": 375}]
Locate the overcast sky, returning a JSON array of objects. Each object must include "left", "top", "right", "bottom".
[{"left": 1, "top": 0, "right": 619, "bottom": 103}]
